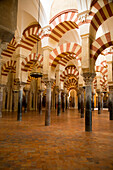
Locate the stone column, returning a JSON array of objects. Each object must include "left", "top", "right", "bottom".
[
  {"left": 78, "top": 91, "right": 81, "bottom": 113},
  {"left": 57, "top": 89, "right": 61, "bottom": 116},
  {"left": 108, "top": 86, "right": 113, "bottom": 120},
  {"left": 17, "top": 86, "right": 23, "bottom": 121},
  {"left": 92, "top": 92, "right": 95, "bottom": 111},
  {"left": 101, "top": 92, "right": 104, "bottom": 110},
  {"left": 83, "top": 73, "right": 95, "bottom": 132},
  {"left": 38, "top": 90, "right": 43, "bottom": 115},
  {"left": 24, "top": 89, "right": 29, "bottom": 113},
  {"left": 12, "top": 90, "right": 14, "bottom": 111},
  {"left": 62, "top": 92, "right": 65, "bottom": 112},
  {"left": 97, "top": 90, "right": 101, "bottom": 114},
  {"left": 80, "top": 87, "right": 84, "bottom": 118},
  {"left": 15, "top": 79, "right": 25, "bottom": 121},
  {"left": 66, "top": 94, "right": 68, "bottom": 109},
  {"left": 45, "top": 81, "right": 51, "bottom": 126},
  {"left": 0, "top": 86, "right": 4, "bottom": 118}
]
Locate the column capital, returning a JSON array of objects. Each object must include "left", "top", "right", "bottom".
[
  {"left": 82, "top": 73, "right": 96, "bottom": 86},
  {"left": 79, "top": 86, "right": 85, "bottom": 92},
  {"left": 109, "top": 85, "right": 113, "bottom": 92},
  {"left": 14, "top": 78, "right": 26, "bottom": 90}
]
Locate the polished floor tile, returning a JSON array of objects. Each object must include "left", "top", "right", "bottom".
[{"left": 0, "top": 109, "right": 113, "bottom": 170}]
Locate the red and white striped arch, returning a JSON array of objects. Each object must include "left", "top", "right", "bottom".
[
  {"left": 2, "top": 60, "right": 16, "bottom": 76},
  {"left": 90, "top": 1, "right": 113, "bottom": 39},
  {"left": 21, "top": 23, "right": 41, "bottom": 51},
  {"left": 49, "top": 42, "right": 81, "bottom": 68},
  {"left": 90, "top": 32, "right": 113, "bottom": 60},
  {"left": 100, "top": 74, "right": 108, "bottom": 91},
  {"left": 64, "top": 78, "right": 78, "bottom": 90},
  {"left": 93, "top": 77, "right": 97, "bottom": 90},
  {"left": 21, "top": 53, "right": 43, "bottom": 72},
  {"left": 1, "top": 37, "right": 17, "bottom": 58},
  {"left": 49, "top": 10, "right": 79, "bottom": 42},
  {"left": 60, "top": 65, "right": 79, "bottom": 82},
  {"left": 95, "top": 65, "right": 107, "bottom": 75}
]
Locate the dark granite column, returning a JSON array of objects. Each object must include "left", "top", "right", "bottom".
[
  {"left": 24, "top": 89, "right": 29, "bottom": 113},
  {"left": 12, "top": 90, "right": 14, "bottom": 111},
  {"left": 45, "top": 81, "right": 51, "bottom": 126},
  {"left": 57, "top": 89, "right": 61, "bottom": 116},
  {"left": 108, "top": 86, "right": 113, "bottom": 120},
  {"left": 39, "top": 90, "right": 43, "bottom": 115},
  {"left": 83, "top": 73, "right": 95, "bottom": 132},
  {"left": 66, "top": 94, "right": 68, "bottom": 109},
  {"left": 15, "top": 79, "right": 25, "bottom": 121},
  {"left": 101, "top": 93, "right": 104, "bottom": 111},
  {"left": 80, "top": 87, "right": 84, "bottom": 118},
  {"left": 92, "top": 92, "right": 95, "bottom": 111},
  {"left": 0, "top": 86, "right": 3, "bottom": 118},
  {"left": 17, "top": 87, "right": 23, "bottom": 121},
  {"left": 62, "top": 92, "right": 65, "bottom": 112},
  {"left": 78, "top": 91, "right": 81, "bottom": 113},
  {"left": 97, "top": 90, "right": 101, "bottom": 114}
]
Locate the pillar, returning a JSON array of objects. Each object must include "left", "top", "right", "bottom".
[
  {"left": 15, "top": 79, "right": 25, "bottom": 121},
  {"left": 97, "top": 90, "right": 101, "bottom": 114},
  {"left": 57, "top": 89, "right": 61, "bottom": 116},
  {"left": 62, "top": 92, "right": 65, "bottom": 112},
  {"left": 92, "top": 92, "right": 95, "bottom": 111},
  {"left": 66, "top": 94, "right": 68, "bottom": 109},
  {"left": 17, "top": 86, "right": 23, "bottom": 121},
  {"left": 0, "top": 86, "right": 4, "bottom": 117},
  {"left": 80, "top": 87, "right": 84, "bottom": 118},
  {"left": 108, "top": 86, "right": 113, "bottom": 120},
  {"left": 24, "top": 89, "right": 29, "bottom": 113},
  {"left": 101, "top": 93, "right": 104, "bottom": 110},
  {"left": 39, "top": 90, "right": 43, "bottom": 115},
  {"left": 78, "top": 91, "right": 81, "bottom": 113},
  {"left": 45, "top": 81, "right": 51, "bottom": 126},
  {"left": 83, "top": 73, "right": 95, "bottom": 132}
]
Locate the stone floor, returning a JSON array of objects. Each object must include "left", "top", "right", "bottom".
[{"left": 0, "top": 108, "right": 113, "bottom": 170}]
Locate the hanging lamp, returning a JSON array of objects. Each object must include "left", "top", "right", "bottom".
[{"left": 30, "top": 0, "right": 43, "bottom": 78}]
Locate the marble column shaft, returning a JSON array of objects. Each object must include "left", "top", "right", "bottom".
[
  {"left": 24, "top": 90, "right": 29, "bottom": 113},
  {"left": 81, "top": 88, "right": 84, "bottom": 118},
  {"left": 78, "top": 92, "right": 81, "bottom": 113},
  {"left": 83, "top": 73, "right": 95, "bottom": 132},
  {"left": 0, "top": 87, "right": 3, "bottom": 118},
  {"left": 62, "top": 93, "right": 65, "bottom": 112},
  {"left": 57, "top": 90, "right": 61, "bottom": 116},
  {"left": 39, "top": 90, "right": 43, "bottom": 115},
  {"left": 17, "top": 88, "right": 23, "bottom": 121},
  {"left": 108, "top": 87, "right": 113, "bottom": 120},
  {"left": 97, "top": 91, "right": 101, "bottom": 114},
  {"left": 45, "top": 81, "right": 51, "bottom": 126},
  {"left": 92, "top": 93, "right": 95, "bottom": 111}
]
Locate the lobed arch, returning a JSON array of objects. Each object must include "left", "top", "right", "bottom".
[
  {"left": 64, "top": 78, "right": 78, "bottom": 90},
  {"left": 21, "top": 53, "right": 43, "bottom": 72},
  {"left": 2, "top": 60, "right": 16, "bottom": 76},
  {"left": 49, "top": 42, "right": 81, "bottom": 68},
  {"left": 60, "top": 65, "right": 79, "bottom": 82},
  {"left": 90, "top": 1, "right": 113, "bottom": 40}
]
